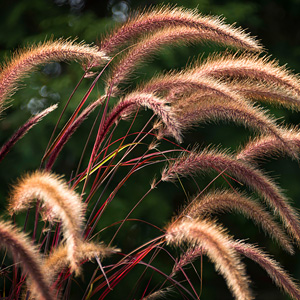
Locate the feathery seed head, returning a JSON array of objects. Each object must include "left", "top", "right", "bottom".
[
  {"left": 231, "top": 80, "right": 300, "bottom": 111},
  {"left": 0, "top": 221, "right": 55, "bottom": 300},
  {"left": 9, "top": 170, "right": 86, "bottom": 275},
  {"left": 140, "top": 70, "right": 244, "bottom": 103},
  {"left": 158, "top": 93, "right": 298, "bottom": 159},
  {"left": 106, "top": 92, "right": 183, "bottom": 143},
  {"left": 195, "top": 53, "right": 300, "bottom": 97},
  {"left": 45, "top": 242, "right": 119, "bottom": 280},
  {"left": 166, "top": 218, "right": 253, "bottom": 300},
  {"left": 162, "top": 149, "right": 300, "bottom": 246},
  {"left": 0, "top": 104, "right": 57, "bottom": 163},
  {"left": 107, "top": 25, "right": 262, "bottom": 94},
  {"left": 237, "top": 126, "right": 300, "bottom": 162},
  {"left": 0, "top": 39, "right": 108, "bottom": 107},
  {"left": 231, "top": 241, "right": 300, "bottom": 300},
  {"left": 100, "top": 5, "right": 262, "bottom": 54},
  {"left": 184, "top": 189, "right": 293, "bottom": 253}
]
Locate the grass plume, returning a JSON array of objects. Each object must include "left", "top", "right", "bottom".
[
  {"left": 231, "top": 81, "right": 300, "bottom": 111},
  {"left": 100, "top": 5, "right": 262, "bottom": 54},
  {"left": 231, "top": 241, "right": 300, "bottom": 300},
  {"left": 0, "top": 221, "right": 55, "bottom": 300},
  {"left": 237, "top": 127, "right": 300, "bottom": 162},
  {"left": 162, "top": 149, "right": 300, "bottom": 246},
  {"left": 158, "top": 94, "right": 294, "bottom": 158},
  {"left": 1, "top": 4, "right": 300, "bottom": 299},
  {"left": 166, "top": 218, "right": 253, "bottom": 300},
  {"left": 45, "top": 242, "right": 119, "bottom": 281},
  {"left": 194, "top": 53, "right": 300, "bottom": 98},
  {"left": 107, "top": 25, "right": 261, "bottom": 94},
  {"left": 140, "top": 70, "right": 246, "bottom": 102},
  {"left": 0, "top": 39, "right": 108, "bottom": 108},
  {"left": 9, "top": 171, "right": 86, "bottom": 275},
  {"left": 0, "top": 104, "right": 57, "bottom": 163},
  {"left": 183, "top": 189, "right": 293, "bottom": 253}
]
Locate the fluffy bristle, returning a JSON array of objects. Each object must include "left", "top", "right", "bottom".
[
  {"left": 195, "top": 53, "right": 300, "bottom": 97},
  {"left": 45, "top": 241, "right": 119, "bottom": 280},
  {"left": 162, "top": 149, "right": 300, "bottom": 247},
  {"left": 166, "top": 218, "right": 253, "bottom": 300},
  {"left": 183, "top": 189, "right": 293, "bottom": 253},
  {"left": 0, "top": 221, "right": 55, "bottom": 300},
  {"left": 100, "top": 5, "right": 261, "bottom": 54},
  {"left": 232, "top": 241, "right": 300, "bottom": 300},
  {"left": 0, "top": 39, "right": 108, "bottom": 107},
  {"left": 9, "top": 170, "right": 86, "bottom": 275}
]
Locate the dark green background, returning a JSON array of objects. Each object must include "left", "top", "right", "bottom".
[{"left": 0, "top": 0, "right": 300, "bottom": 299}]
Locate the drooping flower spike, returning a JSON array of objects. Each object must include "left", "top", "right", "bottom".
[
  {"left": 182, "top": 189, "right": 293, "bottom": 253},
  {"left": 0, "top": 39, "right": 108, "bottom": 109},
  {"left": 166, "top": 218, "right": 253, "bottom": 300},
  {"left": 100, "top": 5, "right": 262, "bottom": 54},
  {"left": 0, "top": 221, "right": 55, "bottom": 300},
  {"left": 162, "top": 148, "right": 300, "bottom": 247},
  {"left": 9, "top": 171, "right": 85, "bottom": 275}
]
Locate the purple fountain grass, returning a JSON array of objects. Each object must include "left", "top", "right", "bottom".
[
  {"left": 0, "top": 220, "right": 55, "bottom": 300},
  {"left": 194, "top": 53, "right": 300, "bottom": 97},
  {"left": 231, "top": 241, "right": 300, "bottom": 300},
  {"left": 231, "top": 80, "right": 300, "bottom": 111},
  {"left": 171, "top": 93, "right": 279, "bottom": 135},
  {"left": 1, "top": 4, "right": 300, "bottom": 299},
  {"left": 106, "top": 25, "right": 261, "bottom": 94},
  {"left": 111, "top": 92, "right": 181, "bottom": 141},
  {"left": 142, "top": 286, "right": 175, "bottom": 300},
  {"left": 138, "top": 69, "right": 298, "bottom": 159},
  {"left": 0, "top": 39, "right": 108, "bottom": 109},
  {"left": 92, "top": 92, "right": 182, "bottom": 156},
  {"left": 169, "top": 241, "right": 300, "bottom": 300},
  {"left": 237, "top": 126, "right": 300, "bottom": 162},
  {"left": 161, "top": 148, "right": 300, "bottom": 247},
  {"left": 139, "top": 70, "right": 245, "bottom": 102},
  {"left": 166, "top": 218, "right": 253, "bottom": 300},
  {"left": 182, "top": 189, "right": 293, "bottom": 253},
  {"left": 45, "top": 242, "right": 119, "bottom": 281},
  {"left": 0, "top": 104, "right": 57, "bottom": 163},
  {"left": 141, "top": 63, "right": 300, "bottom": 110},
  {"left": 9, "top": 171, "right": 86, "bottom": 275},
  {"left": 158, "top": 94, "right": 294, "bottom": 157},
  {"left": 45, "top": 96, "right": 105, "bottom": 170},
  {"left": 100, "top": 5, "right": 262, "bottom": 54}
]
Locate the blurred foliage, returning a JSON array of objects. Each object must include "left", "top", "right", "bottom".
[{"left": 0, "top": 0, "right": 300, "bottom": 299}]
